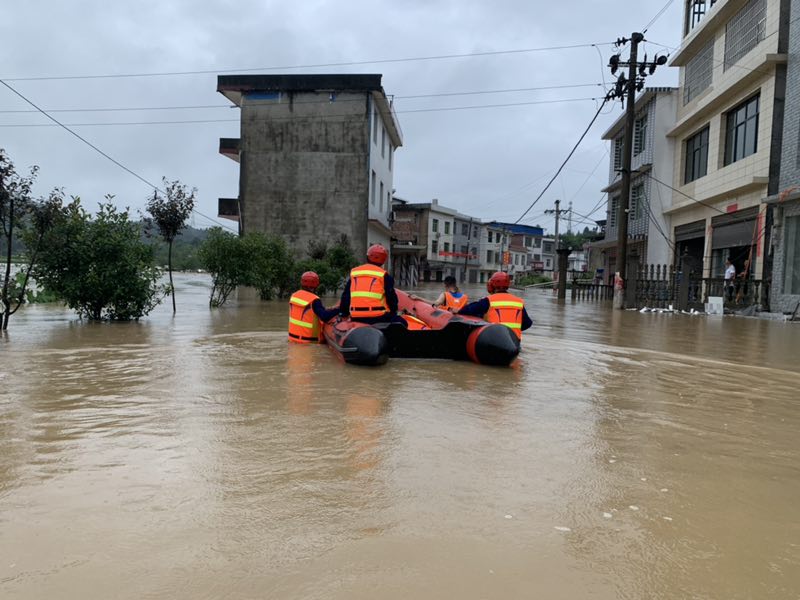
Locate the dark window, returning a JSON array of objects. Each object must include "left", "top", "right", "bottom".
[
  {"left": 461, "top": 223, "right": 469, "bottom": 236},
  {"left": 444, "top": 221, "right": 450, "bottom": 235},
  {"left": 634, "top": 116, "right": 648, "bottom": 155},
  {"left": 431, "top": 240, "right": 438, "bottom": 254},
  {"left": 488, "top": 231, "right": 493, "bottom": 243},
  {"left": 724, "top": 95, "right": 759, "bottom": 165},
  {"left": 432, "top": 218, "right": 439, "bottom": 233},
  {"left": 444, "top": 242, "right": 450, "bottom": 252},
  {"left": 685, "top": 126, "right": 710, "bottom": 183},
  {"left": 486, "top": 250, "right": 493, "bottom": 263}
]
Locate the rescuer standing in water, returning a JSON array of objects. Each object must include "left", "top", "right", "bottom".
[{"left": 287, "top": 271, "right": 339, "bottom": 343}]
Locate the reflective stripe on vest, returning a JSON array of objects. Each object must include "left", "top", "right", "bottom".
[
  {"left": 485, "top": 292, "right": 524, "bottom": 339},
  {"left": 349, "top": 263, "right": 387, "bottom": 317},
  {"left": 288, "top": 290, "right": 322, "bottom": 343}
]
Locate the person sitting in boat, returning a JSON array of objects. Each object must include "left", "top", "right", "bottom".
[
  {"left": 338, "top": 244, "right": 404, "bottom": 325},
  {"left": 457, "top": 271, "right": 532, "bottom": 340},
  {"left": 288, "top": 271, "right": 339, "bottom": 343},
  {"left": 408, "top": 276, "right": 468, "bottom": 312}
]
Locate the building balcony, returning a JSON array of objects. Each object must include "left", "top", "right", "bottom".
[
  {"left": 218, "top": 198, "right": 240, "bottom": 222},
  {"left": 219, "top": 138, "right": 240, "bottom": 163}
]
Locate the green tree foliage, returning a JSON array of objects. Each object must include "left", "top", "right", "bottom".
[
  {"left": 145, "top": 179, "right": 196, "bottom": 314},
  {"left": 34, "top": 198, "right": 165, "bottom": 320},
  {"left": 198, "top": 230, "right": 356, "bottom": 306},
  {"left": 1, "top": 150, "right": 61, "bottom": 330}
]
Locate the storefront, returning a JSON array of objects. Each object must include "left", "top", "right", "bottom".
[
  {"left": 674, "top": 219, "right": 705, "bottom": 274},
  {"left": 709, "top": 207, "right": 760, "bottom": 278}
]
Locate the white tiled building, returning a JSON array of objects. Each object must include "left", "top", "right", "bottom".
[{"left": 666, "top": 0, "right": 785, "bottom": 281}]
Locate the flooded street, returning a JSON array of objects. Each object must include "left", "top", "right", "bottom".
[{"left": 2, "top": 273, "right": 799, "bottom": 599}]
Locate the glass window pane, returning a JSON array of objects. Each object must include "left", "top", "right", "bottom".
[{"left": 785, "top": 216, "right": 800, "bottom": 294}]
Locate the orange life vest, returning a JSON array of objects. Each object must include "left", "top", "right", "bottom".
[
  {"left": 485, "top": 292, "right": 524, "bottom": 339},
  {"left": 444, "top": 291, "right": 468, "bottom": 312},
  {"left": 349, "top": 263, "right": 388, "bottom": 318},
  {"left": 402, "top": 314, "right": 429, "bottom": 330},
  {"left": 288, "top": 290, "right": 323, "bottom": 343}
]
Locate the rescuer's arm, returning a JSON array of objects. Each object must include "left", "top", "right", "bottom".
[
  {"left": 457, "top": 297, "right": 490, "bottom": 318},
  {"left": 431, "top": 291, "right": 446, "bottom": 307},
  {"left": 383, "top": 274, "right": 399, "bottom": 314},
  {"left": 338, "top": 279, "right": 351, "bottom": 316},
  {"left": 312, "top": 299, "right": 339, "bottom": 322},
  {"left": 521, "top": 307, "right": 533, "bottom": 331}
]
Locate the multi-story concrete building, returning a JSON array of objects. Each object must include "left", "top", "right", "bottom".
[
  {"left": 479, "top": 223, "right": 507, "bottom": 283},
  {"left": 592, "top": 87, "right": 678, "bottom": 278},
  {"left": 216, "top": 73, "right": 402, "bottom": 261},
  {"left": 666, "top": 0, "right": 786, "bottom": 282},
  {"left": 488, "top": 223, "right": 546, "bottom": 271},
  {"left": 763, "top": 0, "right": 800, "bottom": 313},
  {"left": 391, "top": 198, "right": 481, "bottom": 285}
]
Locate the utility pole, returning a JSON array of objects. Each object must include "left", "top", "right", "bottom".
[
  {"left": 567, "top": 200, "right": 573, "bottom": 235},
  {"left": 545, "top": 199, "right": 566, "bottom": 249},
  {"left": 606, "top": 33, "right": 667, "bottom": 309}
]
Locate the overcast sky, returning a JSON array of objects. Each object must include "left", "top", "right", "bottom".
[{"left": 1, "top": 0, "right": 682, "bottom": 236}]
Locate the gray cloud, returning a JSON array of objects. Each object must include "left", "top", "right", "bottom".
[{"left": 1, "top": 0, "right": 681, "bottom": 234}]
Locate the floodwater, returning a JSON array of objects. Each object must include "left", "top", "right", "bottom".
[{"left": 1, "top": 273, "right": 799, "bottom": 599}]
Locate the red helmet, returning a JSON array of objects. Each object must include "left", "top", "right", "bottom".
[
  {"left": 487, "top": 271, "right": 511, "bottom": 293},
  {"left": 367, "top": 244, "right": 388, "bottom": 265},
  {"left": 300, "top": 271, "right": 320, "bottom": 289}
]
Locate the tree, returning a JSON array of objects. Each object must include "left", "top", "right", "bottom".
[
  {"left": 35, "top": 198, "right": 165, "bottom": 320},
  {"left": 0, "top": 150, "right": 59, "bottom": 330},
  {"left": 145, "top": 179, "right": 196, "bottom": 314},
  {"left": 198, "top": 227, "right": 248, "bottom": 307}
]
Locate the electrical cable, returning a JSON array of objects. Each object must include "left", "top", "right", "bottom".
[
  {"left": 2, "top": 42, "right": 615, "bottom": 82},
  {"left": 0, "top": 78, "right": 238, "bottom": 233},
  {"left": 643, "top": 0, "right": 676, "bottom": 33},
  {"left": 0, "top": 96, "right": 603, "bottom": 128},
  {"left": 512, "top": 98, "right": 610, "bottom": 224},
  {"left": 0, "top": 82, "right": 608, "bottom": 115}
]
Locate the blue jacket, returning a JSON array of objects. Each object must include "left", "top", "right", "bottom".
[
  {"left": 458, "top": 297, "right": 533, "bottom": 331},
  {"left": 311, "top": 299, "right": 339, "bottom": 323}
]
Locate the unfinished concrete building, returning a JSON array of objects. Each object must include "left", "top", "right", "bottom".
[{"left": 217, "top": 74, "right": 402, "bottom": 261}]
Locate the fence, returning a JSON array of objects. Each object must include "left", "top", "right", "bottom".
[{"left": 569, "top": 262, "right": 769, "bottom": 311}]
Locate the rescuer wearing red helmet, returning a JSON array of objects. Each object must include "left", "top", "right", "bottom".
[
  {"left": 338, "top": 244, "right": 403, "bottom": 324},
  {"left": 288, "top": 271, "right": 339, "bottom": 343},
  {"left": 457, "top": 271, "right": 532, "bottom": 340}
]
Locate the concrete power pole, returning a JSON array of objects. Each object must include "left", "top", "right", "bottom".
[{"left": 613, "top": 32, "right": 644, "bottom": 310}]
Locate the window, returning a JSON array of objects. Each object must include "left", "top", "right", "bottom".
[
  {"left": 444, "top": 221, "right": 451, "bottom": 235},
  {"left": 431, "top": 240, "right": 438, "bottom": 254},
  {"left": 486, "top": 250, "right": 493, "bottom": 263},
  {"left": 379, "top": 181, "right": 384, "bottom": 212},
  {"left": 461, "top": 245, "right": 468, "bottom": 254},
  {"left": 613, "top": 137, "right": 624, "bottom": 171},
  {"left": 373, "top": 107, "right": 379, "bottom": 143},
  {"left": 725, "top": 95, "right": 759, "bottom": 165},
  {"left": 381, "top": 128, "right": 386, "bottom": 158},
  {"left": 687, "top": 0, "right": 718, "bottom": 34},
  {"left": 473, "top": 227, "right": 478, "bottom": 237},
  {"left": 543, "top": 241, "right": 554, "bottom": 253},
  {"left": 785, "top": 216, "right": 800, "bottom": 295},
  {"left": 535, "top": 238, "right": 542, "bottom": 248},
  {"left": 432, "top": 218, "right": 439, "bottom": 233},
  {"left": 524, "top": 237, "right": 531, "bottom": 247},
  {"left": 724, "top": 0, "right": 766, "bottom": 69},
  {"left": 371, "top": 170, "right": 376, "bottom": 206},
  {"left": 634, "top": 116, "right": 648, "bottom": 155},
  {"left": 471, "top": 247, "right": 477, "bottom": 257},
  {"left": 684, "top": 39, "right": 714, "bottom": 104},
  {"left": 685, "top": 126, "right": 710, "bottom": 183},
  {"left": 630, "top": 184, "right": 644, "bottom": 221},
  {"left": 609, "top": 196, "right": 620, "bottom": 228},
  {"left": 387, "top": 191, "right": 391, "bottom": 214},
  {"left": 488, "top": 231, "right": 493, "bottom": 243},
  {"left": 388, "top": 145, "right": 393, "bottom": 171},
  {"left": 444, "top": 242, "right": 450, "bottom": 252},
  {"left": 461, "top": 223, "right": 469, "bottom": 236}
]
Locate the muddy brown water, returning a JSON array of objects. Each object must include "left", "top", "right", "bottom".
[{"left": 2, "top": 274, "right": 799, "bottom": 599}]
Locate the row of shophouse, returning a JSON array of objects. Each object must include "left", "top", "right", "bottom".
[
  {"left": 388, "top": 198, "right": 565, "bottom": 287},
  {"left": 591, "top": 0, "right": 800, "bottom": 312}
]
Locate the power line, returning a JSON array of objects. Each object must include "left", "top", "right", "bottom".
[
  {"left": 644, "top": 171, "right": 727, "bottom": 215},
  {"left": 0, "top": 77, "right": 238, "bottom": 233},
  {"left": 0, "top": 96, "right": 603, "bottom": 128},
  {"left": 2, "top": 42, "right": 615, "bottom": 82},
  {"left": 643, "top": 0, "right": 676, "bottom": 33},
  {"left": 0, "top": 82, "right": 607, "bottom": 115},
  {"left": 512, "top": 98, "right": 610, "bottom": 224}
]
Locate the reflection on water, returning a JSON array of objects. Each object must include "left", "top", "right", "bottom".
[{"left": 1, "top": 274, "right": 799, "bottom": 599}]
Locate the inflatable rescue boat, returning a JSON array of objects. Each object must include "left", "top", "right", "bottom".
[{"left": 322, "top": 290, "right": 520, "bottom": 367}]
